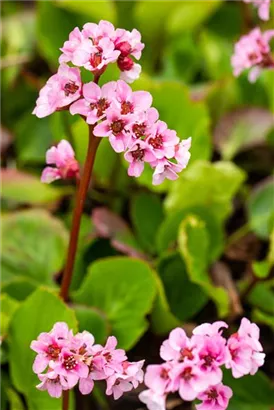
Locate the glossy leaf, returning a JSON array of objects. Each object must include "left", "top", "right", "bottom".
[{"left": 73, "top": 257, "right": 157, "bottom": 349}]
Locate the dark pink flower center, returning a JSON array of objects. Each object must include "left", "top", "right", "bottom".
[
  {"left": 181, "top": 367, "right": 193, "bottom": 381},
  {"left": 64, "top": 82, "right": 79, "bottom": 97},
  {"left": 149, "top": 134, "right": 163, "bottom": 149},
  {"left": 104, "top": 352, "right": 112, "bottom": 361},
  {"left": 92, "top": 98, "right": 109, "bottom": 117},
  {"left": 64, "top": 355, "right": 77, "bottom": 370},
  {"left": 160, "top": 368, "right": 169, "bottom": 380},
  {"left": 47, "top": 344, "right": 61, "bottom": 359},
  {"left": 90, "top": 48, "right": 103, "bottom": 68},
  {"left": 133, "top": 123, "right": 146, "bottom": 138},
  {"left": 131, "top": 144, "right": 145, "bottom": 161},
  {"left": 179, "top": 348, "right": 194, "bottom": 362},
  {"left": 203, "top": 354, "right": 214, "bottom": 367},
  {"left": 111, "top": 120, "right": 124, "bottom": 134},
  {"left": 121, "top": 101, "right": 133, "bottom": 115},
  {"left": 207, "top": 388, "right": 218, "bottom": 400}
]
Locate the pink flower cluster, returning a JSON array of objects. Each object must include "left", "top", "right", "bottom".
[
  {"left": 40, "top": 80, "right": 191, "bottom": 185},
  {"left": 232, "top": 28, "right": 274, "bottom": 82},
  {"left": 30, "top": 322, "right": 144, "bottom": 399},
  {"left": 139, "top": 318, "right": 265, "bottom": 410},
  {"left": 41, "top": 140, "right": 79, "bottom": 184},
  {"left": 243, "top": 0, "right": 271, "bottom": 21}
]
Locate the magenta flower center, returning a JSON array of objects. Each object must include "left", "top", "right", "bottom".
[
  {"left": 111, "top": 120, "right": 125, "bottom": 134},
  {"left": 181, "top": 367, "right": 193, "bottom": 381},
  {"left": 131, "top": 144, "right": 145, "bottom": 161},
  {"left": 64, "top": 355, "right": 77, "bottom": 370},
  {"left": 121, "top": 101, "right": 133, "bottom": 115},
  {"left": 90, "top": 48, "right": 103, "bottom": 68},
  {"left": 207, "top": 388, "right": 218, "bottom": 400},
  {"left": 149, "top": 134, "right": 163, "bottom": 149},
  {"left": 132, "top": 123, "right": 146, "bottom": 138},
  {"left": 47, "top": 344, "right": 61, "bottom": 359},
  {"left": 203, "top": 354, "right": 214, "bottom": 367},
  {"left": 179, "top": 347, "right": 194, "bottom": 362},
  {"left": 160, "top": 368, "right": 169, "bottom": 380},
  {"left": 64, "top": 82, "right": 79, "bottom": 97}
]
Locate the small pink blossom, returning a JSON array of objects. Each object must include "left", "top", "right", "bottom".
[
  {"left": 114, "top": 79, "right": 152, "bottom": 115},
  {"left": 148, "top": 120, "right": 179, "bottom": 159},
  {"left": 70, "top": 81, "right": 116, "bottom": 124},
  {"left": 160, "top": 327, "right": 197, "bottom": 363},
  {"left": 144, "top": 363, "right": 173, "bottom": 395},
  {"left": 83, "top": 37, "right": 120, "bottom": 73},
  {"left": 193, "top": 322, "right": 228, "bottom": 337},
  {"left": 83, "top": 20, "right": 116, "bottom": 43},
  {"left": 131, "top": 108, "right": 159, "bottom": 139},
  {"left": 231, "top": 28, "right": 274, "bottom": 82},
  {"left": 124, "top": 140, "right": 156, "bottom": 177},
  {"left": 171, "top": 362, "right": 208, "bottom": 401},
  {"left": 36, "top": 371, "right": 66, "bottom": 398},
  {"left": 175, "top": 137, "right": 192, "bottom": 167},
  {"left": 91, "top": 336, "right": 127, "bottom": 379},
  {"left": 119, "top": 62, "right": 142, "bottom": 83},
  {"left": 225, "top": 334, "right": 253, "bottom": 378},
  {"left": 152, "top": 159, "right": 183, "bottom": 185},
  {"left": 59, "top": 27, "right": 94, "bottom": 66},
  {"left": 115, "top": 28, "right": 144, "bottom": 60},
  {"left": 79, "top": 374, "right": 95, "bottom": 395},
  {"left": 41, "top": 140, "right": 79, "bottom": 184},
  {"left": 93, "top": 108, "right": 133, "bottom": 152},
  {"left": 244, "top": 0, "right": 271, "bottom": 21},
  {"left": 33, "top": 64, "right": 82, "bottom": 118},
  {"left": 196, "top": 383, "right": 233, "bottom": 410},
  {"left": 139, "top": 389, "right": 166, "bottom": 410}
]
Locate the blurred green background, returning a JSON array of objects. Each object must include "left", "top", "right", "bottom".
[{"left": 1, "top": 1, "right": 274, "bottom": 410}]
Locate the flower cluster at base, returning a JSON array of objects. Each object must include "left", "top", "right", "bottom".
[
  {"left": 40, "top": 79, "right": 191, "bottom": 185},
  {"left": 30, "top": 322, "right": 144, "bottom": 399},
  {"left": 231, "top": 28, "right": 274, "bottom": 82},
  {"left": 243, "top": 0, "right": 271, "bottom": 21},
  {"left": 139, "top": 318, "right": 265, "bottom": 410}
]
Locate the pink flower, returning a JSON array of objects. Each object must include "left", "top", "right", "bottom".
[
  {"left": 175, "top": 137, "right": 192, "bottom": 167},
  {"left": 106, "top": 374, "right": 133, "bottom": 400},
  {"left": 93, "top": 108, "right": 133, "bottom": 152},
  {"left": 33, "top": 64, "right": 82, "bottom": 118},
  {"left": 41, "top": 140, "right": 79, "bottom": 184},
  {"left": 91, "top": 336, "right": 127, "bottom": 379},
  {"left": 120, "top": 62, "right": 142, "bottom": 83},
  {"left": 237, "top": 317, "right": 263, "bottom": 351},
  {"left": 83, "top": 20, "right": 116, "bottom": 43},
  {"left": 193, "top": 322, "right": 228, "bottom": 337},
  {"left": 131, "top": 108, "right": 159, "bottom": 139},
  {"left": 196, "top": 383, "right": 233, "bottom": 410},
  {"left": 139, "top": 389, "right": 166, "bottom": 410},
  {"left": 36, "top": 371, "right": 66, "bottom": 398},
  {"left": 114, "top": 80, "right": 152, "bottom": 115},
  {"left": 196, "top": 335, "right": 227, "bottom": 386},
  {"left": 148, "top": 121, "right": 179, "bottom": 159},
  {"left": 30, "top": 322, "right": 71, "bottom": 374},
  {"left": 70, "top": 81, "right": 116, "bottom": 124},
  {"left": 144, "top": 363, "right": 173, "bottom": 395},
  {"left": 124, "top": 140, "right": 156, "bottom": 177},
  {"left": 59, "top": 27, "right": 94, "bottom": 66},
  {"left": 244, "top": 0, "right": 271, "bottom": 21},
  {"left": 231, "top": 28, "right": 274, "bottom": 82},
  {"left": 225, "top": 334, "right": 253, "bottom": 378},
  {"left": 171, "top": 362, "right": 208, "bottom": 401},
  {"left": 160, "top": 327, "right": 197, "bottom": 363},
  {"left": 79, "top": 374, "right": 95, "bottom": 395},
  {"left": 152, "top": 159, "right": 183, "bottom": 185},
  {"left": 50, "top": 349, "right": 89, "bottom": 388},
  {"left": 83, "top": 37, "right": 120, "bottom": 73}
]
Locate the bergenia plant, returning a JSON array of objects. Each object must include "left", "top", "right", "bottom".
[
  {"left": 139, "top": 318, "right": 265, "bottom": 410},
  {"left": 32, "top": 19, "right": 191, "bottom": 409},
  {"left": 232, "top": 1, "right": 274, "bottom": 82}
]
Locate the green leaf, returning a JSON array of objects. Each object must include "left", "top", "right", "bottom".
[
  {"left": 55, "top": 0, "right": 116, "bottom": 23},
  {"left": 73, "top": 257, "right": 157, "bottom": 349},
  {"left": 167, "top": 1, "right": 222, "bottom": 34},
  {"left": 157, "top": 206, "right": 224, "bottom": 262},
  {"left": 248, "top": 282, "right": 274, "bottom": 315},
  {"left": 6, "top": 388, "right": 25, "bottom": 410},
  {"left": 252, "top": 261, "right": 271, "bottom": 279},
  {"left": 247, "top": 177, "right": 274, "bottom": 239},
  {"left": 10, "top": 288, "right": 77, "bottom": 410},
  {"left": 0, "top": 294, "right": 19, "bottom": 336},
  {"left": 74, "top": 305, "right": 109, "bottom": 345},
  {"left": 1, "top": 169, "right": 71, "bottom": 206},
  {"left": 1, "top": 277, "right": 37, "bottom": 301},
  {"left": 157, "top": 253, "right": 208, "bottom": 322},
  {"left": 131, "top": 192, "right": 164, "bottom": 254},
  {"left": 1, "top": 210, "right": 68, "bottom": 286},
  {"left": 151, "top": 268, "right": 181, "bottom": 335},
  {"left": 223, "top": 370, "right": 274, "bottom": 409},
  {"left": 178, "top": 215, "right": 229, "bottom": 316},
  {"left": 165, "top": 161, "right": 246, "bottom": 222}
]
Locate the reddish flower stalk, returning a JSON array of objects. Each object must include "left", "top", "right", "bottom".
[{"left": 59, "top": 125, "right": 101, "bottom": 302}]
